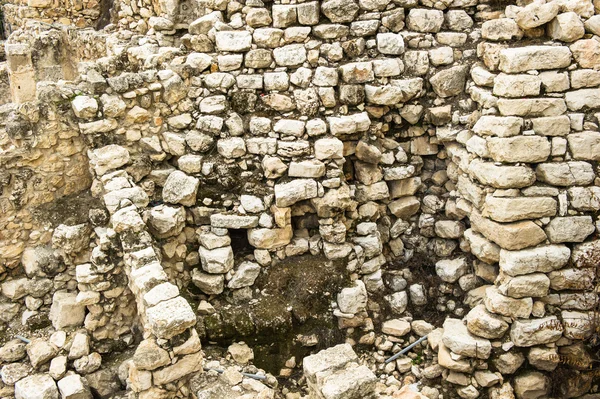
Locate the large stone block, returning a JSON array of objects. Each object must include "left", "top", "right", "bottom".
[
  {"left": 567, "top": 131, "right": 600, "bottom": 160},
  {"left": 275, "top": 179, "right": 319, "bottom": 207},
  {"left": 545, "top": 216, "right": 595, "bottom": 243},
  {"left": 510, "top": 317, "right": 563, "bottom": 347},
  {"left": 484, "top": 286, "right": 532, "bottom": 319},
  {"left": 469, "top": 160, "right": 536, "bottom": 189},
  {"left": 49, "top": 291, "right": 85, "bottom": 330},
  {"left": 499, "top": 245, "right": 570, "bottom": 276},
  {"left": 536, "top": 161, "right": 595, "bottom": 186},
  {"left": 497, "top": 98, "right": 567, "bottom": 117},
  {"left": 470, "top": 211, "right": 547, "bottom": 251},
  {"left": 442, "top": 318, "right": 491, "bottom": 359},
  {"left": 483, "top": 196, "right": 556, "bottom": 223},
  {"left": 498, "top": 46, "right": 571, "bottom": 73},
  {"left": 146, "top": 297, "right": 196, "bottom": 339},
  {"left": 472, "top": 116, "right": 522, "bottom": 137},
  {"left": 15, "top": 374, "right": 58, "bottom": 399},
  {"left": 486, "top": 136, "right": 551, "bottom": 163}
]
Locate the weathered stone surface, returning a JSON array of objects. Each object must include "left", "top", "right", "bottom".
[
  {"left": 429, "top": 66, "right": 468, "bottom": 97},
  {"left": 466, "top": 304, "right": 509, "bottom": 339},
  {"left": 515, "top": 2, "right": 559, "bottom": 29},
  {"left": 514, "top": 372, "right": 550, "bottom": 399},
  {"left": 199, "top": 246, "right": 234, "bottom": 274},
  {"left": 536, "top": 162, "right": 595, "bottom": 186},
  {"left": 162, "top": 171, "right": 199, "bottom": 206},
  {"left": 498, "top": 46, "right": 571, "bottom": 73},
  {"left": 483, "top": 196, "right": 556, "bottom": 223},
  {"left": 469, "top": 160, "right": 536, "bottom": 189},
  {"left": 565, "top": 88, "right": 600, "bottom": 111},
  {"left": 499, "top": 245, "right": 570, "bottom": 276},
  {"left": 470, "top": 210, "right": 547, "bottom": 251},
  {"left": 337, "top": 280, "right": 367, "bottom": 314},
  {"left": 497, "top": 273, "right": 550, "bottom": 298},
  {"left": 15, "top": 374, "right": 58, "bottom": 399},
  {"left": 49, "top": 291, "right": 85, "bottom": 330},
  {"left": 497, "top": 98, "right": 567, "bottom": 117},
  {"left": 464, "top": 229, "right": 500, "bottom": 264},
  {"left": 57, "top": 374, "right": 92, "bottom": 399},
  {"left": 510, "top": 317, "right": 563, "bottom": 347},
  {"left": 570, "top": 39, "right": 600, "bottom": 69},
  {"left": 275, "top": 179, "right": 318, "bottom": 207},
  {"left": 486, "top": 136, "right": 550, "bottom": 163},
  {"left": 442, "top": 318, "right": 491, "bottom": 359},
  {"left": 548, "top": 12, "right": 585, "bottom": 42},
  {"left": 484, "top": 286, "right": 532, "bottom": 319},
  {"left": 146, "top": 297, "right": 196, "bottom": 340},
  {"left": 436, "top": 258, "right": 468, "bottom": 283},
  {"left": 473, "top": 116, "right": 522, "bottom": 137},
  {"left": 545, "top": 216, "right": 595, "bottom": 243}
]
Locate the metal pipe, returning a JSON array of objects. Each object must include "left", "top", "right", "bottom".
[
  {"left": 384, "top": 334, "right": 428, "bottom": 364},
  {"left": 15, "top": 335, "right": 31, "bottom": 344},
  {"left": 203, "top": 367, "right": 267, "bottom": 381}
]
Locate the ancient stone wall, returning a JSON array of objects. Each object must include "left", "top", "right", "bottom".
[{"left": 1, "top": 0, "right": 600, "bottom": 398}]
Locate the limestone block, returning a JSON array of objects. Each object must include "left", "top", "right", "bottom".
[
  {"left": 435, "top": 258, "right": 468, "bottom": 283},
  {"left": 464, "top": 229, "right": 501, "bottom": 264},
  {"left": 499, "top": 245, "right": 570, "bottom": 276},
  {"left": 146, "top": 297, "right": 196, "bottom": 339},
  {"left": 199, "top": 246, "right": 234, "bottom": 274},
  {"left": 210, "top": 214, "right": 258, "bottom": 229},
  {"left": 303, "top": 343, "right": 358, "bottom": 385},
  {"left": 162, "top": 171, "right": 199, "bottom": 206},
  {"left": 15, "top": 374, "right": 58, "bottom": 399},
  {"left": 565, "top": 88, "right": 600, "bottom": 111},
  {"left": 570, "top": 39, "right": 600, "bottom": 69},
  {"left": 497, "top": 98, "right": 567, "bottom": 117},
  {"left": 548, "top": 12, "right": 585, "bottom": 42},
  {"left": 493, "top": 74, "right": 540, "bottom": 97},
  {"left": 321, "top": 0, "right": 359, "bottom": 23},
  {"left": 514, "top": 372, "right": 550, "bottom": 399},
  {"left": 248, "top": 226, "right": 293, "bottom": 249},
  {"left": 273, "top": 44, "right": 307, "bottom": 67},
  {"left": 466, "top": 304, "right": 509, "bottom": 339},
  {"left": 536, "top": 161, "right": 595, "bottom": 186},
  {"left": 510, "top": 317, "right": 562, "bottom": 347},
  {"left": 49, "top": 291, "right": 85, "bottom": 330},
  {"left": 473, "top": 115, "right": 522, "bottom": 137},
  {"left": 228, "top": 262, "right": 261, "bottom": 289},
  {"left": 57, "top": 374, "right": 92, "bottom": 399},
  {"left": 482, "top": 18, "right": 522, "bottom": 41},
  {"left": 191, "top": 269, "right": 224, "bottom": 295},
  {"left": 486, "top": 136, "right": 550, "bottom": 163},
  {"left": 484, "top": 286, "right": 532, "bottom": 319},
  {"left": 470, "top": 211, "right": 546, "bottom": 251},
  {"left": 545, "top": 216, "right": 595, "bottom": 243},
  {"left": 442, "top": 318, "right": 491, "bottom": 359},
  {"left": 406, "top": 9, "right": 444, "bottom": 32},
  {"left": 566, "top": 131, "right": 600, "bottom": 160},
  {"left": 215, "top": 31, "right": 252, "bottom": 52},
  {"left": 152, "top": 351, "right": 203, "bottom": 385},
  {"left": 515, "top": 2, "right": 559, "bottom": 28},
  {"left": 530, "top": 115, "right": 571, "bottom": 136},
  {"left": 275, "top": 179, "right": 318, "bottom": 207},
  {"left": 498, "top": 46, "right": 571, "bottom": 73},
  {"left": 497, "top": 273, "right": 549, "bottom": 298},
  {"left": 483, "top": 196, "right": 556, "bottom": 223},
  {"left": 337, "top": 280, "right": 367, "bottom": 314},
  {"left": 71, "top": 96, "right": 98, "bottom": 119}
]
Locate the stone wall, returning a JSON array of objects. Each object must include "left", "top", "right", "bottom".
[{"left": 0, "top": 0, "right": 600, "bottom": 398}]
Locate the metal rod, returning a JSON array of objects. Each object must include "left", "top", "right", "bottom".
[
  {"left": 203, "top": 367, "right": 267, "bottom": 381},
  {"left": 15, "top": 335, "right": 31, "bottom": 344},
  {"left": 384, "top": 334, "right": 428, "bottom": 364}
]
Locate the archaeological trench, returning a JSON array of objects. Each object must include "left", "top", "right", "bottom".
[{"left": 2, "top": 0, "right": 600, "bottom": 397}]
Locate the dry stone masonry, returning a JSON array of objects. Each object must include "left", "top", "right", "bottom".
[{"left": 0, "top": 0, "right": 600, "bottom": 398}]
